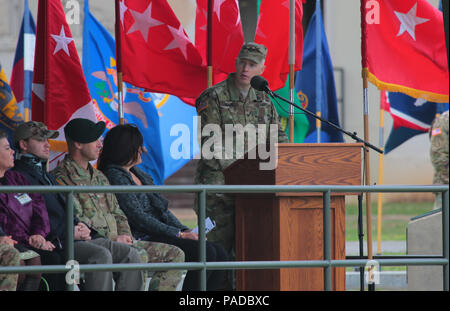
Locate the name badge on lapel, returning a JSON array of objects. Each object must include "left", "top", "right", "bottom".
[{"left": 15, "top": 193, "right": 32, "bottom": 205}]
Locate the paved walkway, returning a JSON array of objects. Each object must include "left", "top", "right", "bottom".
[{"left": 346, "top": 241, "right": 406, "bottom": 255}]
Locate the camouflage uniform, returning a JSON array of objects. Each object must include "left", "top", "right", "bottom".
[
  {"left": 430, "top": 110, "right": 449, "bottom": 210},
  {"left": 0, "top": 243, "right": 20, "bottom": 291},
  {"left": 195, "top": 59, "right": 288, "bottom": 261},
  {"left": 52, "top": 155, "right": 185, "bottom": 291}
]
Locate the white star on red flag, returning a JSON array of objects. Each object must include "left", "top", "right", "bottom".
[
  {"left": 214, "top": 0, "right": 227, "bottom": 22},
  {"left": 127, "top": 2, "right": 163, "bottom": 42},
  {"left": 199, "top": 8, "right": 207, "bottom": 31},
  {"left": 163, "top": 24, "right": 191, "bottom": 60},
  {"left": 394, "top": 3, "right": 429, "bottom": 41},
  {"left": 255, "top": 12, "right": 266, "bottom": 39},
  {"left": 119, "top": 0, "right": 128, "bottom": 27},
  {"left": 51, "top": 26, "right": 74, "bottom": 56},
  {"left": 234, "top": 0, "right": 241, "bottom": 26}
]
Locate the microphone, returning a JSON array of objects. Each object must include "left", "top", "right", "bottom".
[{"left": 250, "top": 75, "right": 271, "bottom": 94}]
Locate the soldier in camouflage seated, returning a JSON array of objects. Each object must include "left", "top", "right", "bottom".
[
  {"left": 0, "top": 234, "right": 21, "bottom": 291},
  {"left": 52, "top": 118, "right": 185, "bottom": 291}
]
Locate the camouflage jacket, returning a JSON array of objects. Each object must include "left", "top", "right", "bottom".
[
  {"left": 51, "top": 155, "right": 132, "bottom": 240},
  {"left": 430, "top": 110, "right": 449, "bottom": 185},
  {"left": 195, "top": 73, "right": 288, "bottom": 185},
  {"left": 0, "top": 243, "right": 20, "bottom": 291}
]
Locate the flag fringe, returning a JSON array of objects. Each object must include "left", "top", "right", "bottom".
[
  {"left": 49, "top": 139, "right": 68, "bottom": 153},
  {"left": 364, "top": 68, "right": 449, "bottom": 103}
]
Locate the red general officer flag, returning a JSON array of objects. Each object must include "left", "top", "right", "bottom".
[
  {"left": 255, "top": 0, "right": 304, "bottom": 91},
  {"left": 32, "top": 0, "right": 94, "bottom": 131},
  {"left": 119, "top": 0, "right": 206, "bottom": 99},
  {"left": 363, "top": 0, "right": 449, "bottom": 103},
  {"left": 195, "top": 0, "right": 244, "bottom": 78}
]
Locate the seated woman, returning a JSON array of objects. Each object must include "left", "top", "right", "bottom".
[
  {"left": 0, "top": 130, "right": 64, "bottom": 290},
  {"left": 98, "top": 124, "right": 228, "bottom": 291}
]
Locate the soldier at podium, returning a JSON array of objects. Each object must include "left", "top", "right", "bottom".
[{"left": 194, "top": 42, "right": 288, "bottom": 288}]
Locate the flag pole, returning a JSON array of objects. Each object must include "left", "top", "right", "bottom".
[
  {"left": 115, "top": 0, "right": 124, "bottom": 125},
  {"left": 315, "top": 0, "right": 322, "bottom": 143},
  {"left": 361, "top": 0, "right": 375, "bottom": 287},
  {"left": 24, "top": 0, "right": 31, "bottom": 122},
  {"left": 377, "top": 101, "right": 385, "bottom": 255},
  {"left": 207, "top": 0, "right": 213, "bottom": 88},
  {"left": 362, "top": 69, "right": 375, "bottom": 288},
  {"left": 288, "top": 0, "right": 296, "bottom": 143}
]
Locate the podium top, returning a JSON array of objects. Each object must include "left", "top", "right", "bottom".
[
  {"left": 277, "top": 143, "right": 364, "bottom": 148},
  {"left": 224, "top": 143, "right": 363, "bottom": 187}
]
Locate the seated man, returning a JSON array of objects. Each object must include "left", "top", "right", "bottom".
[
  {"left": 52, "top": 118, "right": 185, "bottom": 291},
  {"left": 12, "top": 121, "right": 144, "bottom": 291}
]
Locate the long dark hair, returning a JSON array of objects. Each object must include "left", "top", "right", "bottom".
[{"left": 97, "top": 124, "right": 143, "bottom": 172}]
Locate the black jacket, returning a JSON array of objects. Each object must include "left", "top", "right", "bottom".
[
  {"left": 12, "top": 155, "right": 80, "bottom": 247},
  {"left": 101, "top": 164, "right": 189, "bottom": 240}
]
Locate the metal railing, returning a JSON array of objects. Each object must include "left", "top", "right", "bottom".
[{"left": 0, "top": 184, "right": 448, "bottom": 291}]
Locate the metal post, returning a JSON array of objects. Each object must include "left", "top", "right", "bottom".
[
  {"left": 443, "top": 189, "right": 449, "bottom": 291},
  {"left": 323, "top": 190, "right": 332, "bottom": 291},
  {"left": 358, "top": 194, "right": 365, "bottom": 290},
  {"left": 65, "top": 191, "right": 75, "bottom": 291},
  {"left": 288, "top": 0, "right": 295, "bottom": 143},
  {"left": 198, "top": 190, "right": 207, "bottom": 291}
]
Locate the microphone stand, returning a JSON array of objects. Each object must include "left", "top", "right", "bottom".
[
  {"left": 267, "top": 90, "right": 384, "bottom": 154},
  {"left": 267, "top": 90, "right": 382, "bottom": 291}
]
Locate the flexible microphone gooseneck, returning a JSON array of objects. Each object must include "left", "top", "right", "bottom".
[{"left": 249, "top": 75, "right": 383, "bottom": 154}]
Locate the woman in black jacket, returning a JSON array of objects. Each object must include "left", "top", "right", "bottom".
[{"left": 98, "top": 124, "right": 228, "bottom": 291}]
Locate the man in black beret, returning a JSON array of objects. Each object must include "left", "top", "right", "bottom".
[
  {"left": 52, "top": 118, "right": 186, "bottom": 291},
  {"left": 13, "top": 120, "right": 144, "bottom": 291},
  {"left": 64, "top": 118, "right": 107, "bottom": 144}
]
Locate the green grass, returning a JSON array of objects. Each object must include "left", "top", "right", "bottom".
[
  {"left": 345, "top": 201, "right": 434, "bottom": 242},
  {"left": 345, "top": 201, "right": 434, "bottom": 217}
]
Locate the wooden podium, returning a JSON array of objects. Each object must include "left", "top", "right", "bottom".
[{"left": 224, "top": 143, "right": 363, "bottom": 291}]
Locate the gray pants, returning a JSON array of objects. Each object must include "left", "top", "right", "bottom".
[{"left": 74, "top": 238, "right": 144, "bottom": 291}]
